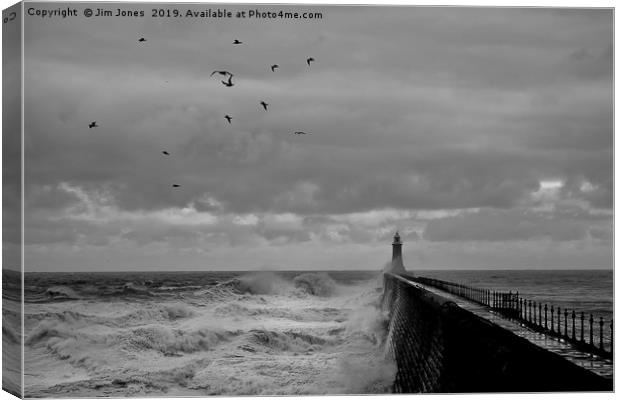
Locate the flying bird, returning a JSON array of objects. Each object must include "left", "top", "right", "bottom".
[
  {"left": 211, "top": 70, "right": 232, "bottom": 77},
  {"left": 138, "top": 37, "right": 146, "bottom": 42},
  {"left": 225, "top": 115, "right": 232, "bottom": 123},
  {"left": 233, "top": 39, "right": 242, "bottom": 44},
  {"left": 221, "top": 75, "right": 234, "bottom": 87},
  {"left": 260, "top": 101, "right": 268, "bottom": 110},
  {"left": 271, "top": 64, "right": 279, "bottom": 72},
  {"left": 172, "top": 184, "right": 181, "bottom": 188},
  {"left": 306, "top": 57, "right": 315, "bottom": 66},
  {"left": 88, "top": 121, "right": 98, "bottom": 129},
  {"left": 293, "top": 131, "right": 309, "bottom": 135},
  {"left": 162, "top": 151, "right": 170, "bottom": 155}
]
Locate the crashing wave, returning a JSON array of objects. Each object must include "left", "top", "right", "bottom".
[
  {"left": 127, "top": 325, "right": 233, "bottom": 355},
  {"left": 214, "top": 272, "right": 290, "bottom": 296},
  {"left": 246, "top": 329, "right": 333, "bottom": 353},
  {"left": 121, "top": 282, "right": 152, "bottom": 296},
  {"left": 45, "top": 285, "right": 81, "bottom": 300},
  {"left": 293, "top": 273, "right": 338, "bottom": 296}
]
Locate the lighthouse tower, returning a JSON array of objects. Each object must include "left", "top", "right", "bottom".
[{"left": 390, "top": 231, "right": 406, "bottom": 273}]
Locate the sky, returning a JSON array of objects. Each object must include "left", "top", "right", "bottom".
[{"left": 6, "top": 2, "right": 613, "bottom": 271}]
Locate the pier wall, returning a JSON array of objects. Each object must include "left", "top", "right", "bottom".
[{"left": 382, "top": 273, "right": 612, "bottom": 393}]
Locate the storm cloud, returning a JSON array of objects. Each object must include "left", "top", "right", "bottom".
[{"left": 18, "top": 4, "right": 613, "bottom": 271}]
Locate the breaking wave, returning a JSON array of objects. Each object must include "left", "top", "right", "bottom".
[
  {"left": 293, "top": 272, "right": 338, "bottom": 296},
  {"left": 127, "top": 326, "right": 233, "bottom": 355},
  {"left": 26, "top": 303, "right": 196, "bottom": 328},
  {"left": 246, "top": 329, "right": 334, "bottom": 352},
  {"left": 45, "top": 285, "right": 81, "bottom": 300}
]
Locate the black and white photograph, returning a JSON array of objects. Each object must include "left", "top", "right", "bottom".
[{"left": 1, "top": 0, "right": 615, "bottom": 397}]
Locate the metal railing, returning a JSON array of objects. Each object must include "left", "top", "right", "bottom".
[{"left": 412, "top": 276, "right": 613, "bottom": 360}]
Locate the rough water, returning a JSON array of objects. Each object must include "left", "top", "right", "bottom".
[
  {"left": 19, "top": 270, "right": 396, "bottom": 397},
  {"left": 3, "top": 269, "right": 22, "bottom": 396}
]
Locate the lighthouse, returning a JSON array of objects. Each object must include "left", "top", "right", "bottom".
[{"left": 390, "top": 231, "right": 406, "bottom": 273}]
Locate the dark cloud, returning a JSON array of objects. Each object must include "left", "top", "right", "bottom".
[
  {"left": 19, "top": 5, "right": 613, "bottom": 270},
  {"left": 423, "top": 208, "right": 597, "bottom": 242}
]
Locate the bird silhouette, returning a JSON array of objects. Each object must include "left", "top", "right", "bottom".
[
  {"left": 138, "top": 37, "right": 146, "bottom": 42},
  {"left": 221, "top": 75, "right": 234, "bottom": 87},
  {"left": 162, "top": 151, "right": 170, "bottom": 155},
  {"left": 211, "top": 70, "right": 232, "bottom": 77},
  {"left": 293, "top": 131, "right": 309, "bottom": 135},
  {"left": 89, "top": 121, "right": 98, "bottom": 128},
  {"left": 233, "top": 39, "right": 242, "bottom": 44},
  {"left": 225, "top": 115, "right": 232, "bottom": 123},
  {"left": 172, "top": 184, "right": 181, "bottom": 188},
  {"left": 271, "top": 64, "right": 279, "bottom": 72},
  {"left": 306, "top": 57, "right": 315, "bottom": 66},
  {"left": 260, "top": 101, "right": 268, "bottom": 111}
]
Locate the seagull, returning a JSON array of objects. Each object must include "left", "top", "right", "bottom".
[
  {"left": 260, "top": 101, "right": 268, "bottom": 111},
  {"left": 172, "top": 184, "right": 181, "bottom": 188},
  {"left": 271, "top": 64, "right": 279, "bottom": 72},
  {"left": 138, "top": 37, "right": 146, "bottom": 42},
  {"left": 162, "top": 151, "right": 170, "bottom": 155},
  {"left": 233, "top": 39, "right": 242, "bottom": 44},
  {"left": 221, "top": 75, "right": 234, "bottom": 87},
  {"left": 225, "top": 115, "right": 232, "bottom": 124},
  {"left": 306, "top": 57, "right": 315, "bottom": 66},
  {"left": 293, "top": 131, "right": 309, "bottom": 135},
  {"left": 211, "top": 70, "right": 232, "bottom": 77},
  {"left": 89, "top": 121, "right": 98, "bottom": 128}
]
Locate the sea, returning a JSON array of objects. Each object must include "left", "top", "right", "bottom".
[{"left": 1, "top": 268, "right": 614, "bottom": 397}]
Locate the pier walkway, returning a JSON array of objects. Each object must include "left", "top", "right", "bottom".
[{"left": 400, "top": 275, "right": 614, "bottom": 380}]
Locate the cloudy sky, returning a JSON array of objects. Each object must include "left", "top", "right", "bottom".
[{"left": 13, "top": 3, "right": 613, "bottom": 271}]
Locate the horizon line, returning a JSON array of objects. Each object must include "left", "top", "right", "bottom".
[{"left": 8, "top": 267, "right": 615, "bottom": 274}]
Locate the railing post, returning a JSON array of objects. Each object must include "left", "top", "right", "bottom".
[
  {"left": 599, "top": 317, "right": 604, "bottom": 351},
  {"left": 515, "top": 291, "right": 519, "bottom": 315},
  {"left": 550, "top": 306, "right": 554, "bottom": 332},
  {"left": 611, "top": 320, "right": 613, "bottom": 355},
  {"left": 557, "top": 307, "right": 561, "bottom": 332},
  {"left": 524, "top": 299, "right": 532, "bottom": 322},
  {"left": 528, "top": 300, "right": 532, "bottom": 323},
  {"left": 580, "top": 312, "right": 584, "bottom": 342},
  {"left": 589, "top": 314, "right": 594, "bottom": 346},
  {"left": 564, "top": 309, "right": 568, "bottom": 338},
  {"left": 538, "top": 303, "right": 542, "bottom": 326},
  {"left": 571, "top": 310, "right": 576, "bottom": 340},
  {"left": 544, "top": 304, "right": 548, "bottom": 330}
]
